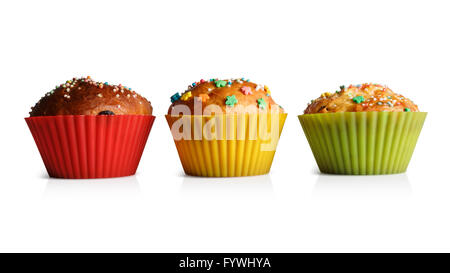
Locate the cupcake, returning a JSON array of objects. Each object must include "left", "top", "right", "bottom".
[
  {"left": 26, "top": 76, "right": 155, "bottom": 179},
  {"left": 299, "top": 83, "right": 426, "bottom": 175},
  {"left": 166, "top": 78, "right": 287, "bottom": 177}
]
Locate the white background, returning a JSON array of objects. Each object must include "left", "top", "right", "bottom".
[{"left": 0, "top": 0, "right": 448, "bottom": 252}]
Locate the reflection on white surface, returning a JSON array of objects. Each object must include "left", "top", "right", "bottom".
[
  {"left": 313, "top": 173, "right": 412, "bottom": 199},
  {"left": 181, "top": 175, "right": 273, "bottom": 199},
  {"left": 44, "top": 175, "right": 141, "bottom": 200}
]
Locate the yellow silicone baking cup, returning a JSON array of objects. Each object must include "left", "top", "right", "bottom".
[
  {"left": 166, "top": 113, "right": 287, "bottom": 177},
  {"left": 298, "top": 112, "right": 427, "bottom": 175}
]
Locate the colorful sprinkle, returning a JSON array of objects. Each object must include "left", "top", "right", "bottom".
[
  {"left": 225, "top": 95, "right": 238, "bottom": 107},
  {"left": 241, "top": 86, "right": 253, "bottom": 95},
  {"left": 198, "top": 93, "right": 209, "bottom": 102},
  {"left": 404, "top": 108, "right": 411, "bottom": 112},
  {"left": 215, "top": 80, "right": 227, "bottom": 88},
  {"left": 352, "top": 96, "right": 365, "bottom": 104},
  {"left": 171, "top": 92, "right": 181, "bottom": 103},
  {"left": 181, "top": 91, "right": 192, "bottom": 101},
  {"left": 257, "top": 98, "right": 267, "bottom": 110},
  {"left": 264, "top": 85, "right": 271, "bottom": 96}
]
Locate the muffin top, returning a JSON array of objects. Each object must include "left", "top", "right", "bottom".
[
  {"left": 29, "top": 76, "right": 152, "bottom": 117},
  {"left": 304, "top": 83, "right": 419, "bottom": 114},
  {"left": 168, "top": 78, "right": 283, "bottom": 115}
]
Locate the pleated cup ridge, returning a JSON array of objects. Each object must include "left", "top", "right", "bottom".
[
  {"left": 298, "top": 112, "right": 427, "bottom": 175},
  {"left": 25, "top": 115, "right": 155, "bottom": 179},
  {"left": 166, "top": 113, "right": 287, "bottom": 177}
]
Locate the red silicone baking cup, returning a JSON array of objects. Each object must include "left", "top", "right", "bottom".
[{"left": 25, "top": 115, "right": 155, "bottom": 179}]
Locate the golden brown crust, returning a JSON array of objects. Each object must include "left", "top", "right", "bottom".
[
  {"left": 30, "top": 76, "right": 152, "bottom": 117},
  {"left": 304, "top": 83, "right": 419, "bottom": 114},
  {"left": 168, "top": 78, "right": 283, "bottom": 115}
]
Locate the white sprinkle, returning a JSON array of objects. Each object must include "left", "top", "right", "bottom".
[
  {"left": 117, "top": 105, "right": 121, "bottom": 108},
  {"left": 97, "top": 93, "right": 103, "bottom": 97},
  {"left": 127, "top": 94, "right": 130, "bottom": 98},
  {"left": 66, "top": 88, "right": 70, "bottom": 92},
  {"left": 116, "top": 94, "right": 120, "bottom": 98},
  {"left": 133, "top": 94, "right": 137, "bottom": 98}
]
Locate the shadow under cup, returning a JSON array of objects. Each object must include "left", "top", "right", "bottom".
[
  {"left": 26, "top": 115, "right": 155, "bottom": 179},
  {"left": 298, "top": 111, "right": 427, "bottom": 175},
  {"left": 166, "top": 113, "right": 287, "bottom": 177}
]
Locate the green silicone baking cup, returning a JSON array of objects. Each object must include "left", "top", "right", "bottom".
[{"left": 298, "top": 112, "right": 427, "bottom": 175}]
